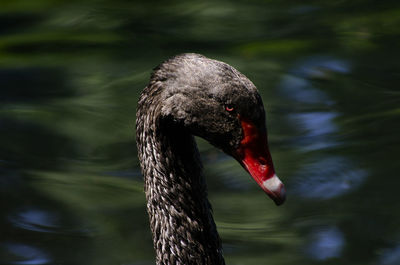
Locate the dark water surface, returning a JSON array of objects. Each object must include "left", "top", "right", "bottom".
[{"left": 1, "top": 1, "right": 400, "bottom": 264}]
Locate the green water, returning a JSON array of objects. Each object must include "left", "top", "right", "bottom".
[{"left": 1, "top": 1, "right": 400, "bottom": 264}]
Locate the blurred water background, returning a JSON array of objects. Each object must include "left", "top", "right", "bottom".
[{"left": 1, "top": 0, "right": 400, "bottom": 264}]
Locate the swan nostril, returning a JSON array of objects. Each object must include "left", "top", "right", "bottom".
[{"left": 259, "top": 157, "right": 267, "bottom": 166}]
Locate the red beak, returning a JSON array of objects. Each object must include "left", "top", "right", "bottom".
[{"left": 234, "top": 117, "right": 286, "bottom": 205}]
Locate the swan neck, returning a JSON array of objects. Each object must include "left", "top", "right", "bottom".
[{"left": 137, "top": 118, "right": 225, "bottom": 265}]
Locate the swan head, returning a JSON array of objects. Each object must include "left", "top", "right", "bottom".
[{"left": 154, "top": 53, "right": 286, "bottom": 205}]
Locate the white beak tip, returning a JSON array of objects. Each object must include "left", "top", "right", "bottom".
[{"left": 262, "top": 174, "right": 286, "bottom": 205}]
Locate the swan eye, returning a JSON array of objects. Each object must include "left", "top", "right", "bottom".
[{"left": 225, "top": 104, "right": 234, "bottom": 112}]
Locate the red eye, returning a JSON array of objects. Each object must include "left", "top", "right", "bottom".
[{"left": 225, "top": 105, "right": 234, "bottom": 112}]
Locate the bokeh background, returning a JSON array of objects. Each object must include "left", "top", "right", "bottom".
[{"left": 1, "top": 0, "right": 400, "bottom": 264}]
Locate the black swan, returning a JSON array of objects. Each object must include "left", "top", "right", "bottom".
[{"left": 136, "top": 53, "right": 285, "bottom": 265}]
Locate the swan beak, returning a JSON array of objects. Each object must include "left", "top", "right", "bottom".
[{"left": 234, "top": 118, "right": 286, "bottom": 206}]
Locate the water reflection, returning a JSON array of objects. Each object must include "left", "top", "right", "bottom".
[
  {"left": 280, "top": 55, "right": 367, "bottom": 200},
  {"left": 291, "top": 112, "right": 338, "bottom": 137},
  {"left": 8, "top": 208, "right": 88, "bottom": 235},
  {"left": 3, "top": 243, "right": 51, "bottom": 265},
  {"left": 380, "top": 244, "right": 400, "bottom": 265},
  {"left": 279, "top": 56, "right": 350, "bottom": 105},
  {"left": 279, "top": 56, "right": 350, "bottom": 153},
  {"left": 279, "top": 75, "right": 334, "bottom": 105},
  {"left": 9, "top": 208, "right": 59, "bottom": 233},
  {"left": 291, "top": 56, "right": 351, "bottom": 79},
  {"left": 289, "top": 111, "right": 340, "bottom": 151},
  {"left": 306, "top": 226, "right": 344, "bottom": 260},
  {"left": 293, "top": 157, "right": 367, "bottom": 199}
]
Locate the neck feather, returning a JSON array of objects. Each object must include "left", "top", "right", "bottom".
[{"left": 137, "top": 111, "right": 225, "bottom": 265}]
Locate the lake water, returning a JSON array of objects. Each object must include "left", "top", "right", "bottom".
[{"left": 1, "top": 1, "right": 400, "bottom": 264}]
